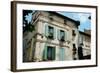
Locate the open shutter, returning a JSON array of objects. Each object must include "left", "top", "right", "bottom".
[
  {"left": 43, "top": 43, "right": 47, "bottom": 60},
  {"left": 52, "top": 48, "right": 56, "bottom": 60},
  {"left": 44, "top": 23, "right": 48, "bottom": 37},
  {"left": 54, "top": 28, "right": 56, "bottom": 39},
  {"left": 57, "top": 29, "right": 60, "bottom": 40}
]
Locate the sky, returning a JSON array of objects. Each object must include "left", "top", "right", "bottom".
[
  {"left": 25, "top": 12, "right": 33, "bottom": 24},
  {"left": 25, "top": 11, "right": 91, "bottom": 32},
  {"left": 57, "top": 12, "right": 91, "bottom": 31}
]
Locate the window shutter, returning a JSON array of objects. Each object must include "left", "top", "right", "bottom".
[
  {"left": 54, "top": 28, "right": 56, "bottom": 39},
  {"left": 65, "top": 31, "right": 67, "bottom": 41},
  {"left": 44, "top": 23, "right": 48, "bottom": 37},
  {"left": 52, "top": 48, "right": 55, "bottom": 60},
  {"left": 57, "top": 29, "right": 60, "bottom": 40},
  {"left": 43, "top": 43, "right": 47, "bottom": 60},
  {"left": 60, "top": 48, "right": 65, "bottom": 61}
]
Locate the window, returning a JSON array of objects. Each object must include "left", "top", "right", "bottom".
[
  {"left": 49, "top": 13, "right": 53, "bottom": 20},
  {"left": 73, "top": 44, "right": 77, "bottom": 53},
  {"left": 48, "top": 26, "right": 54, "bottom": 39},
  {"left": 44, "top": 23, "right": 55, "bottom": 40},
  {"left": 43, "top": 45, "right": 55, "bottom": 61},
  {"left": 72, "top": 44, "right": 77, "bottom": 60},
  {"left": 60, "top": 30, "right": 65, "bottom": 41},
  {"left": 85, "top": 36, "right": 90, "bottom": 42},
  {"left": 64, "top": 19, "right": 67, "bottom": 25},
  {"left": 57, "top": 29, "right": 67, "bottom": 42},
  {"left": 72, "top": 30, "right": 76, "bottom": 36},
  {"left": 47, "top": 46, "right": 55, "bottom": 60}
]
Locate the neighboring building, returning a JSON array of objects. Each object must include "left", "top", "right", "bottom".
[
  {"left": 78, "top": 30, "right": 91, "bottom": 59},
  {"left": 23, "top": 11, "right": 91, "bottom": 62}
]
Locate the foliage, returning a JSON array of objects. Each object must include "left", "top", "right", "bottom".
[{"left": 23, "top": 10, "right": 35, "bottom": 32}]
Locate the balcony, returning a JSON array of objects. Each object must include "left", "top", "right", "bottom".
[
  {"left": 47, "top": 33, "right": 54, "bottom": 39},
  {"left": 60, "top": 36, "right": 65, "bottom": 42}
]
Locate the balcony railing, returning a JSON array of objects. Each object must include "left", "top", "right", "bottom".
[{"left": 47, "top": 33, "right": 54, "bottom": 39}]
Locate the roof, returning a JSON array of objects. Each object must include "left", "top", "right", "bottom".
[
  {"left": 47, "top": 11, "right": 80, "bottom": 26},
  {"left": 79, "top": 31, "right": 91, "bottom": 36},
  {"left": 33, "top": 11, "right": 80, "bottom": 27}
]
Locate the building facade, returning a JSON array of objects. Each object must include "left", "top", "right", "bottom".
[
  {"left": 78, "top": 30, "right": 91, "bottom": 59},
  {"left": 23, "top": 11, "right": 91, "bottom": 62}
]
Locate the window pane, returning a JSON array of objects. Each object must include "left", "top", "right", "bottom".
[
  {"left": 48, "top": 26, "right": 54, "bottom": 39},
  {"left": 48, "top": 26, "right": 54, "bottom": 33},
  {"left": 47, "top": 46, "right": 55, "bottom": 60},
  {"left": 60, "top": 30, "right": 65, "bottom": 41}
]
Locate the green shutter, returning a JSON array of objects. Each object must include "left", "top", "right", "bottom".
[
  {"left": 43, "top": 43, "right": 47, "bottom": 60},
  {"left": 45, "top": 23, "right": 48, "bottom": 37},
  {"left": 60, "top": 48, "right": 65, "bottom": 61},
  {"left": 57, "top": 29, "right": 60, "bottom": 40},
  {"left": 52, "top": 47, "right": 55, "bottom": 60},
  {"left": 54, "top": 28, "right": 56, "bottom": 39}
]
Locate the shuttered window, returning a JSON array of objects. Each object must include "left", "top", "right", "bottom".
[
  {"left": 57, "top": 29, "right": 67, "bottom": 42},
  {"left": 43, "top": 45, "right": 55, "bottom": 61},
  {"left": 44, "top": 23, "right": 56, "bottom": 39},
  {"left": 48, "top": 26, "right": 54, "bottom": 39}
]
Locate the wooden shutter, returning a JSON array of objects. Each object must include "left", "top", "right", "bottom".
[
  {"left": 60, "top": 48, "right": 65, "bottom": 61},
  {"left": 57, "top": 29, "right": 60, "bottom": 40},
  {"left": 54, "top": 27, "right": 56, "bottom": 39},
  {"left": 44, "top": 23, "right": 48, "bottom": 37},
  {"left": 52, "top": 47, "right": 56, "bottom": 60},
  {"left": 43, "top": 43, "right": 47, "bottom": 60}
]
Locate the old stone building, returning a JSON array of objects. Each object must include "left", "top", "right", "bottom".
[
  {"left": 23, "top": 11, "right": 91, "bottom": 62},
  {"left": 78, "top": 30, "right": 91, "bottom": 59}
]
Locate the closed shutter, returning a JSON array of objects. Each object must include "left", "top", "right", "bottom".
[{"left": 60, "top": 48, "right": 65, "bottom": 61}]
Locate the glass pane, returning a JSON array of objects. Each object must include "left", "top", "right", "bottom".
[
  {"left": 60, "top": 30, "right": 65, "bottom": 40},
  {"left": 47, "top": 46, "right": 55, "bottom": 60}
]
